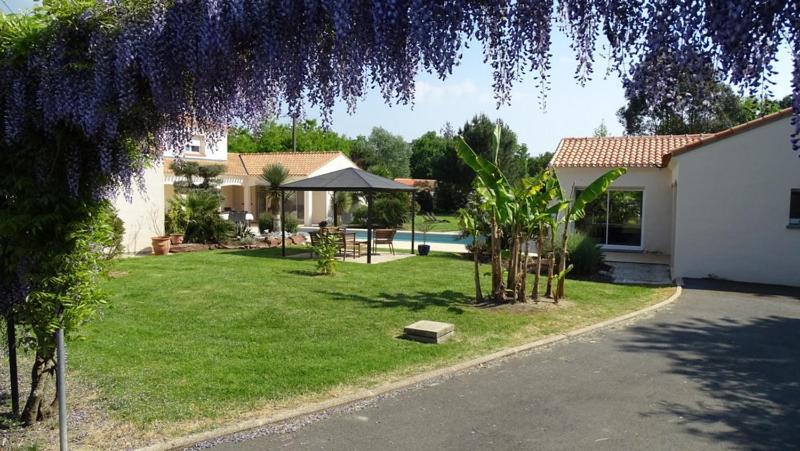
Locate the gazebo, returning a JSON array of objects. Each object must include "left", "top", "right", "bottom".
[{"left": 279, "top": 167, "right": 418, "bottom": 263}]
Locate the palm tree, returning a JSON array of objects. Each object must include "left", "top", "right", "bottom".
[
  {"left": 260, "top": 163, "right": 289, "bottom": 231},
  {"left": 330, "top": 191, "right": 352, "bottom": 226}
]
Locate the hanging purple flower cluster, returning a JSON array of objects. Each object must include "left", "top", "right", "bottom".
[{"left": 0, "top": 0, "right": 798, "bottom": 202}]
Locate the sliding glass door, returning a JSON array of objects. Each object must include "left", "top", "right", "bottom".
[{"left": 576, "top": 189, "right": 643, "bottom": 248}]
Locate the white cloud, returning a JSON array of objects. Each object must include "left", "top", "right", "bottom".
[{"left": 414, "top": 79, "right": 482, "bottom": 103}]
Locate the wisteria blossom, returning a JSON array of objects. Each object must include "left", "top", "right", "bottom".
[{"left": 1, "top": 0, "right": 798, "bottom": 200}]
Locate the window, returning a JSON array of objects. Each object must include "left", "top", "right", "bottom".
[
  {"left": 790, "top": 190, "right": 800, "bottom": 226},
  {"left": 575, "top": 189, "right": 643, "bottom": 247},
  {"left": 182, "top": 136, "right": 204, "bottom": 155}
]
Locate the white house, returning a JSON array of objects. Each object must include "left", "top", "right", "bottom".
[
  {"left": 552, "top": 108, "right": 800, "bottom": 287},
  {"left": 113, "top": 131, "right": 358, "bottom": 254}
]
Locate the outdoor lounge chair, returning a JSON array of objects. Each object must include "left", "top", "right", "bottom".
[{"left": 374, "top": 229, "right": 397, "bottom": 255}]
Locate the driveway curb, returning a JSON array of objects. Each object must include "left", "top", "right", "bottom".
[{"left": 140, "top": 285, "right": 682, "bottom": 451}]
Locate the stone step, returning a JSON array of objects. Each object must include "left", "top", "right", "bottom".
[{"left": 404, "top": 320, "right": 455, "bottom": 344}]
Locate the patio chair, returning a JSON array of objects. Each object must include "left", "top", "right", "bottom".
[
  {"left": 308, "top": 231, "right": 321, "bottom": 258},
  {"left": 337, "top": 231, "right": 360, "bottom": 260},
  {"left": 374, "top": 229, "right": 397, "bottom": 255}
]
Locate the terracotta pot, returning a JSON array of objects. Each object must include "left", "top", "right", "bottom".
[
  {"left": 151, "top": 236, "right": 171, "bottom": 255},
  {"left": 169, "top": 234, "right": 184, "bottom": 245}
]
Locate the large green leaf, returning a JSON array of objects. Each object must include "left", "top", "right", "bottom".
[
  {"left": 571, "top": 167, "right": 626, "bottom": 220},
  {"left": 455, "top": 136, "right": 515, "bottom": 223}
]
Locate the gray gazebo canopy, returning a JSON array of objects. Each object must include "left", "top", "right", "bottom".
[{"left": 278, "top": 167, "right": 418, "bottom": 263}]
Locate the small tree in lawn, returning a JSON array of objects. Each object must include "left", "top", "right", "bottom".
[
  {"left": 458, "top": 208, "right": 483, "bottom": 303},
  {"left": 260, "top": 164, "right": 290, "bottom": 232}
]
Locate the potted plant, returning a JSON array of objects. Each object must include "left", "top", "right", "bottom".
[
  {"left": 417, "top": 214, "right": 436, "bottom": 256},
  {"left": 165, "top": 199, "right": 189, "bottom": 245},
  {"left": 150, "top": 205, "right": 171, "bottom": 255},
  {"left": 151, "top": 235, "right": 171, "bottom": 255}
]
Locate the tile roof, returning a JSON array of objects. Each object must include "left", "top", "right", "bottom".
[
  {"left": 237, "top": 152, "right": 343, "bottom": 176},
  {"left": 551, "top": 134, "right": 710, "bottom": 168},
  {"left": 667, "top": 108, "right": 792, "bottom": 162},
  {"left": 393, "top": 178, "right": 437, "bottom": 190},
  {"left": 164, "top": 151, "right": 345, "bottom": 177},
  {"left": 551, "top": 108, "right": 793, "bottom": 169}
]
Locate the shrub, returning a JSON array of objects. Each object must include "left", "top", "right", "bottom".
[
  {"left": 257, "top": 212, "right": 272, "bottom": 233},
  {"left": 313, "top": 232, "right": 339, "bottom": 275},
  {"left": 182, "top": 191, "right": 232, "bottom": 243},
  {"left": 232, "top": 221, "right": 255, "bottom": 241},
  {"left": 165, "top": 199, "right": 190, "bottom": 235},
  {"left": 351, "top": 205, "right": 368, "bottom": 226},
  {"left": 349, "top": 196, "right": 407, "bottom": 228},
  {"left": 567, "top": 232, "right": 604, "bottom": 276},
  {"left": 284, "top": 214, "right": 300, "bottom": 233}
]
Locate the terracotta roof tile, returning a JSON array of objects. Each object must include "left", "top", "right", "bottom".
[
  {"left": 237, "top": 152, "right": 343, "bottom": 176},
  {"left": 164, "top": 151, "right": 346, "bottom": 177},
  {"left": 394, "top": 178, "right": 437, "bottom": 189},
  {"left": 551, "top": 134, "right": 711, "bottom": 168}
]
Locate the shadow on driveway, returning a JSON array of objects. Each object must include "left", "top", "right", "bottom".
[{"left": 619, "top": 279, "right": 800, "bottom": 449}]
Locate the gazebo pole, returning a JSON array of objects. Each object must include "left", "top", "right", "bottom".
[
  {"left": 281, "top": 191, "right": 286, "bottom": 257},
  {"left": 332, "top": 191, "right": 338, "bottom": 227},
  {"left": 367, "top": 192, "right": 373, "bottom": 264},
  {"left": 410, "top": 191, "right": 415, "bottom": 254}
]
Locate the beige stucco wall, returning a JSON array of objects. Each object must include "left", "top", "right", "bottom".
[
  {"left": 671, "top": 116, "right": 800, "bottom": 286},
  {"left": 553, "top": 166, "right": 673, "bottom": 254},
  {"left": 112, "top": 162, "right": 165, "bottom": 255}
]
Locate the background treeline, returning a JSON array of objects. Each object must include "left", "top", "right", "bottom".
[{"left": 228, "top": 114, "right": 552, "bottom": 212}]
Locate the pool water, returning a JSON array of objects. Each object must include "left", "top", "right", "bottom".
[{"left": 299, "top": 227, "right": 475, "bottom": 245}]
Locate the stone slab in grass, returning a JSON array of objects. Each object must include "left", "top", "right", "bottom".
[{"left": 404, "top": 320, "right": 455, "bottom": 344}]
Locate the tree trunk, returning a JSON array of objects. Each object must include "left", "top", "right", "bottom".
[
  {"left": 473, "top": 234, "right": 483, "bottom": 303},
  {"left": 555, "top": 208, "right": 571, "bottom": 303},
  {"left": 545, "top": 227, "right": 555, "bottom": 298},
  {"left": 506, "top": 228, "right": 519, "bottom": 294},
  {"left": 21, "top": 350, "right": 57, "bottom": 424},
  {"left": 532, "top": 227, "right": 543, "bottom": 302},
  {"left": 490, "top": 216, "right": 504, "bottom": 302},
  {"left": 520, "top": 239, "right": 529, "bottom": 303}
]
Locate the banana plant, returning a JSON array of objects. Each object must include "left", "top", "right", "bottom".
[
  {"left": 455, "top": 124, "right": 516, "bottom": 301},
  {"left": 458, "top": 208, "right": 483, "bottom": 303},
  {"left": 553, "top": 167, "right": 627, "bottom": 301}
]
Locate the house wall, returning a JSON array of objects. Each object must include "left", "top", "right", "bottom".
[
  {"left": 112, "top": 163, "right": 165, "bottom": 254},
  {"left": 163, "top": 132, "right": 228, "bottom": 162},
  {"left": 553, "top": 166, "right": 673, "bottom": 254},
  {"left": 671, "top": 116, "right": 800, "bottom": 286}
]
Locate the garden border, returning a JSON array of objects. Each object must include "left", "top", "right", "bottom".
[{"left": 140, "top": 283, "right": 683, "bottom": 451}]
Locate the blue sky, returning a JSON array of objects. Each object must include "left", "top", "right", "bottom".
[{"left": 5, "top": 0, "right": 795, "bottom": 154}]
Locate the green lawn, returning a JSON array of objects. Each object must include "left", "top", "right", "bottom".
[
  {"left": 69, "top": 248, "right": 671, "bottom": 430},
  {"left": 402, "top": 212, "right": 461, "bottom": 232}
]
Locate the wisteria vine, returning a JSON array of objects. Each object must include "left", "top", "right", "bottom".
[
  {"left": 1, "top": 0, "right": 798, "bottom": 200},
  {"left": 1, "top": 0, "right": 799, "bottom": 315}
]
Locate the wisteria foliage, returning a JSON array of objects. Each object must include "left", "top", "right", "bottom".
[{"left": 1, "top": 0, "right": 799, "bottom": 201}]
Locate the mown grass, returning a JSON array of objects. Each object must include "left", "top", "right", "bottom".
[
  {"left": 69, "top": 248, "right": 672, "bottom": 428},
  {"left": 402, "top": 212, "right": 461, "bottom": 232}
]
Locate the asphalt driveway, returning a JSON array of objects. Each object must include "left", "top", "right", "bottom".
[{"left": 207, "top": 279, "right": 800, "bottom": 451}]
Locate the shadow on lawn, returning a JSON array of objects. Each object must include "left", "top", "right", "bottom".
[
  {"left": 321, "top": 289, "right": 471, "bottom": 314},
  {"left": 618, "top": 314, "right": 800, "bottom": 449}
]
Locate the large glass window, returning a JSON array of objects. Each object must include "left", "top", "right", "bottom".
[
  {"left": 576, "top": 189, "right": 643, "bottom": 247},
  {"left": 790, "top": 189, "right": 800, "bottom": 226}
]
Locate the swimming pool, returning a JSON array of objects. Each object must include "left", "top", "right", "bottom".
[{"left": 299, "top": 227, "right": 476, "bottom": 245}]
